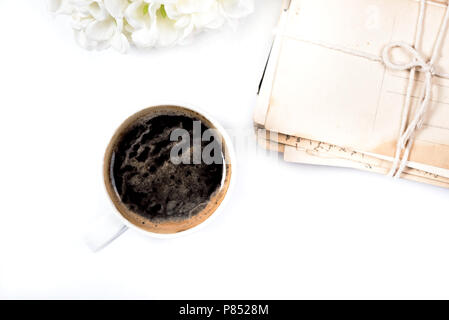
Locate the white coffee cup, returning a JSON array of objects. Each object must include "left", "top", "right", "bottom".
[{"left": 86, "top": 103, "right": 236, "bottom": 251}]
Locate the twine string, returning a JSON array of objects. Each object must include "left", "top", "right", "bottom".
[{"left": 385, "top": 0, "right": 449, "bottom": 177}]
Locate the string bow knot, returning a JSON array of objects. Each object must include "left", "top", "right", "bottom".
[{"left": 382, "top": 41, "right": 436, "bottom": 160}]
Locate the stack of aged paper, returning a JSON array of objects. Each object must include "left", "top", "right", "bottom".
[{"left": 255, "top": 0, "right": 449, "bottom": 188}]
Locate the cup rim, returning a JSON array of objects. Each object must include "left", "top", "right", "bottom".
[{"left": 103, "top": 102, "right": 237, "bottom": 239}]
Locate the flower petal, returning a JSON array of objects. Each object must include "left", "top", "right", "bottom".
[
  {"left": 87, "top": 1, "right": 109, "bottom": 20},
  {"left": 111, "top": 32, "right": 130, "bottom": 53},
  {"left": 104, "top": 0, "right": 128, "bottom": 18},
  {"left": 132, "top": 26, "right": 158, "bottom": 48},
  {"left": 125, "top": 0, "right": 150, "bottom": 29},
  {"left": 85, "top": 18, "right": 116, "bottom": 41},
  {"left": 220, "top": 0, "right": 254, "bottom": 19}
]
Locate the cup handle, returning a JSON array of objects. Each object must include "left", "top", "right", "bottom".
[{"left": 84, "top": 212, "right": 129, "bottom": 252}]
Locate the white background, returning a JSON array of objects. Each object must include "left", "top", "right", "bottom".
[{"left": 1, "top": 0, "right": 449, "bottom": 299}]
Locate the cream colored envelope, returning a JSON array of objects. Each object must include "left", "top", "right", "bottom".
[{"left": 256, "top": 0, "right": 449, "bottom": 181}]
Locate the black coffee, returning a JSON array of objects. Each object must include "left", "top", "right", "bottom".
[{"left": 110, "top": 113, "right": 224, "bottom": 222}]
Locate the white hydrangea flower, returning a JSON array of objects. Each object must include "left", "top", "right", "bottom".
[
  {"left": 64, "top": 0, "right": 130, "bottom": 52},
  {"left": 50, "top": 0, "right": 254, "bottom": 52}
]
